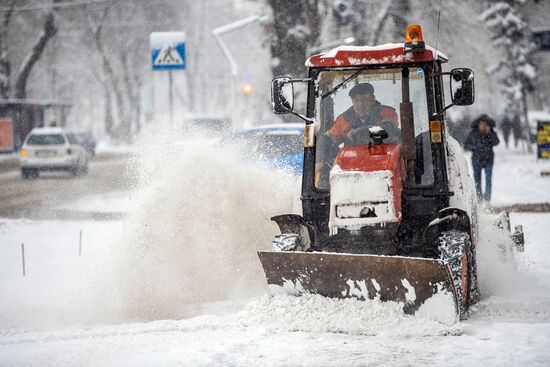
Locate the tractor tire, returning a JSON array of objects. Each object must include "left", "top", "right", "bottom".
[
  {"left": 22, "top": 168, "right": 38, "bottom": 179},
  {"left": 72, "top": 164, "right": 87, "bottom": 177},
  {"left": 272, "top": 233, "right": 303, "bottom": 251},
  {"left": 438, "top": 230, "right": 477, "bottom": 320},
  {"left": 21, "top": 168, "right": 31, "bottom": 180}
]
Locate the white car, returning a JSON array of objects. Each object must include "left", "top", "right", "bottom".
[{"left": 19, "top": 127, "right": 89, "bottom": 179}]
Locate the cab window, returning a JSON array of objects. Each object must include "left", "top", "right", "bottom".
[
  {"left": 314, "top": 67, "right": 433, "bottom": 190},
  {"left": 27, "top": 134, "right": 66, "bottom": 145}
]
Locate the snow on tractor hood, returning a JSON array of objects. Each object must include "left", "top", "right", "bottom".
[{"left": 306, "top": 43, "right": 448, "bottom": 68}]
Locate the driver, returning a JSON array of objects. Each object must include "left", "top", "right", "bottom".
[{"left": 326, "top": 82, "right": 399, "bottom": 145}]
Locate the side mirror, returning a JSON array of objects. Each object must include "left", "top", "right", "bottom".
[
  {"left": 450, "top": 68, "right": 475, "bottom": 106},
  {"left": 271, "top": 77, "right": 294, "bottom": 114}
]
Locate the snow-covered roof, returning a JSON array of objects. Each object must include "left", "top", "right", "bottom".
[
  {"left": 29, "top": 127, "right": 66, "bottom": 134},
  {"left": 527, "top": 110, "right": 550, "bottom": 121},
  {"left": 306, "top": 43, "right": 448, "bottom": 68},
  {"left": 238, "top": 123, "right": 304, "bottom": 134},
  {"left": 527, "top": 110, "right": 550, "bottom": 127},
  {"left": 0, "top": 98, "right": 71, "bottom": 107}
]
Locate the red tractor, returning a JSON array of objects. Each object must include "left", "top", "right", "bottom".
[{"left": 258, "top": 25, "right": 481, "bottom": 321}]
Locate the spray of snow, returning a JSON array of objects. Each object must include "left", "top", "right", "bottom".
[
  {"left": 416, "top": 284, "right": 458, "bottom": 325},
  {"left": 235, "top": 294, "right": 464, "bottom": 336},
  {"left": 401, "top": 279, "right": 417, "bottom": 303},
  {"left": 92, "top": 128, "right": 296, "bottom": 322},
  {"left": 476, "top": 209, "right": 520, "bottom": 297},
  {"left": 472, "top": 210, "right": 550, "bottom": 321}
]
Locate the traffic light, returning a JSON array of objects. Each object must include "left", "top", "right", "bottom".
[{"left": 243, "top": 82, "right": 253, "bottom": 96}]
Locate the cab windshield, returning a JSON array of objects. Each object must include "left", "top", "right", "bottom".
[
  {"left": 314, "top": 67, "right": 433, "bottom": 190},
  {"left": 27, "top": 134, "right": 65, "bottom": 146}
]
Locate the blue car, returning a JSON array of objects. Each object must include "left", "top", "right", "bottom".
[{"left": 225, "top": 123, "right": 304, "bottom": 174}]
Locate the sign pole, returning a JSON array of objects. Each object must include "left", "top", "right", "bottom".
[
  {"left": 21, "top": 243, "right": 26, "bottom": 277},
  {"left": 169, "top": 70, "right": 174, "bottom": 127},
  {"left": 150, "top": 32, "right": 186, "bottom": 127}
]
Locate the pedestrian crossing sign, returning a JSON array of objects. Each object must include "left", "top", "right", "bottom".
[{"left": 150, "top": 32, "right": 186, "bottom": 70}]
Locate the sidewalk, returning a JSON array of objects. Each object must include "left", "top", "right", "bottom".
[
  {"left": 0, "top": 149, "right": 136, "bottom": 174},
  {"left": 0, "top": 153, "right": 18, "bottom": 174},
  {"left": 490, "top": 142, "right": 550, "bottom": 207}
]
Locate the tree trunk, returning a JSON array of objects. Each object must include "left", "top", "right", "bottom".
[
  {"left": 88, "top": 7, "right": 125, "bottom": 140},
  {"left": 350, "top": 0, "right": 370, "bottom": 45},
  {"left": 0, "top": 1, "right": 15, "bottom": 99},
  {"left": 521, "top": 90, "right": 533, "bottom": 153},
  {"left": 103, "top": 86, "right": 114, "bottom": 137},
  {"left": 268, "top": 0, "right": 320, "bottom": 78},
  {"left": 14, "top": 12, "right": 57, "bottom": 99},
  {"left": 119, "top": 52, "right": 135, "bottom": 141},
  {"left": 370, "top": 0, "right": 394, "bottom": 45}
]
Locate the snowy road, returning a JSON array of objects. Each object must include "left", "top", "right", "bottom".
[
  {"left": 0, "top": 157, "right": 134, "bottom": 220},
  {"left": 0, "top": 212, "right": 549, "bottom": 366},
  {"left": 0, "top": 141, "right": 549, "bottom": 366}
]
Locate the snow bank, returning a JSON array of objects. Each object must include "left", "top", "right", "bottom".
[
  {"left": 0, "top": 219, "right": 123, "bottom": 329},
  {"left": 235, "top": 294, "right": 463, "bottom": 336},
  {"left": 476, "top": 210, "right": 518, "bottom": 296},
  {"left": 473, "top": 210, "right": 550, "bottom": 321},
  {"left": 94, "top": 129, "right": 296, "bottom": 322}
]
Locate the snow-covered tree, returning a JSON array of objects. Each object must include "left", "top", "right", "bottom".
[
  {"left": 267, "top": 0, "right": 410, "bottom": 79},
  {"left": 352, "top": 0, "right": 410, "bottom": 46},
  {"left": 0, "top": 1, "right": 58, "bottom": 100},
  {"left": 268, "top": 0, "right": 323, "bottom": 78},
  {"left": 79, "top": 1, "right": 178, "bottom": 141},
  {"left": 480, "top": 0, "right": 536, "bottom": 152}
]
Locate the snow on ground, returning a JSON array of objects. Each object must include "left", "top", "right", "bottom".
[
  {"left": 488, "top": 143, "right": 550, "bottom": 206},
  {"left": 1, "top": 135, "right": 550, "bottom": 365},
  {"left": 0, "top": 153, "right": 16, "bottom": 162},
  {"left": 56, "top": 190, "right": 137, "bottom": 214},
  {"left": 0, "top": 219, "right": 124, "bottom": 329}
]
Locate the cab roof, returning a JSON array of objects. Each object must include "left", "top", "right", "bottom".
[
  {"left": 30, "top": 127, "right": 66, "bottom": 135},
  {"left": 306, "top": 43, "right": 448, "bottom": 68},
  {"left": 238, "top": 123, "right": 304, "bottom": 135}
]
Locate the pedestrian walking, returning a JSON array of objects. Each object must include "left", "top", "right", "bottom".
[
  {"left": 511, "top": 116, "right": 522, "bottom": 148},
  {"left": 464, "top": 114, "right": 500, "bottom": 202},
  {"left": 501, "top": 115, "right": 512, "bottom": 148}
]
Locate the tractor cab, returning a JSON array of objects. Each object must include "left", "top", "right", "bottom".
[
  {"left": 271, "top": 25, "right": 474, "bottom": 256},
  {"left": 261, "top": 25, "right": 479, "bottom": 321}
]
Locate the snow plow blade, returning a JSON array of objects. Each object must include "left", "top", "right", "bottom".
[{"left": 257, "top": 250, "right": 457, "bottom": 315}]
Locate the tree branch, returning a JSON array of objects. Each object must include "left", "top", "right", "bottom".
[
  {"left": 14, "top": 12, "right": 57, "bottom": 99},
  {"left": 0, "top": 0, "right": 16, "bottom": 98}
]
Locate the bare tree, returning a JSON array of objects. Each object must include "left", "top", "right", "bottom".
[
  {"left": 267, "top": 0, "right": 410, "bottom": 81},
  {"left": 0, "top": 1, "right": 16, "bottom": 99},
  {"left": 86, "top": 5, "right": 128, "bottom": 139},
  {"left": 480, "top": 0, "right": 536, "bottom": 152},
  {"left": 79, "top": 0, "right": 178, "bottom": 141},
  {"left": 0, "top": 1, "right": 57, "bottom": 100},
  {"left": 268, "top": 0, "right": 322, "bottom": 78},
  {"left": 14, "top": 12, "right": 57, "bottom": 99}
]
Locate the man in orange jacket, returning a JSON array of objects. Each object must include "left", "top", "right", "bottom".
[
  {"left": 315, "top": 82, "right": 400, "bottom": 188},
  {"left": 327, "top": 82, "right": 400, "bottom": 145}
]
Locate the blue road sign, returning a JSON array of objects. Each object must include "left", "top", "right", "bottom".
[{"left": 150, "top": 32, "right": 186, "bottom": 71}]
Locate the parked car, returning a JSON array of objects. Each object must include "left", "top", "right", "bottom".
[
  {"left": 223, "top": 123, "right": 304, "bottom": 174},
  {"left": 69, "top": 132, "right": 97, "bottom": 156},
  {"left": 19, "top": 127, "right": 89, "bottom": 179},
  {"left": 183, "top": 115, "right": 230, "bottom": 136}
]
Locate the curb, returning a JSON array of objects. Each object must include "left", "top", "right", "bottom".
[{"left": 0, "top": 151, "right": 134, "bottom": 174}]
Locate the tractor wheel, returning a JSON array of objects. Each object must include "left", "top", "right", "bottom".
[
  {"left": 272, "top": 233, "right": 303, "bottom": 251},
  {"left": 438, "top": 230, "right": 475, "bottom": 320},
  {"left": 21, "top": 168, "right": 31, "bottom": 180},
  {"left": 22, "top": 168, "right": 38, "bottom": 179}
]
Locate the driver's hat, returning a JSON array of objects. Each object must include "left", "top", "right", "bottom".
[{"left": 349, "top": 83, "right": 374, "bottom": 97}]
